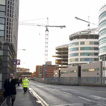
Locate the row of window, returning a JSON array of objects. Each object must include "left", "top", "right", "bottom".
[
  {"left": 99, "top": 46, "right": 106, "bottom": 53},
  {"left": 70, "top": 47, "right": 98, "bottom": 51},
  {"left": 99, "top": 11, "right": 106, "bottom": 20},
  {"left": 82, "top": 68, "right": 99, "bottom": 72},
  {"left": 99, "top": 37, "right": 106, "bottom": 44},
  {"left": 69, "top": 58, "right": 98, "bottom": 62},
  {"left": 0, "top": 56, "right": 2, "bottom": 73},
  {"left": 99, "top": 28, "right": 106, "bottom": 36},
  {"left": 0, "top": 5, "right": 5, "bottom": 36},
  {"left": 61, "top": 68, "right": 99, "bottom": 74},
  {"left": 99, "top": 19, "right": 106, "bottom": 28},
  {"left": 69, "top": 52, "right": 98, "bottom": 56},
  {"left": 69, "top": 41, "right": 98, "bottom": 47},
  {"left": 61, "top": 70, "right": 77, "bottom": 74}
]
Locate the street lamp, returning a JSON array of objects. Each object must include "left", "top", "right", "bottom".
[
  {"left": 17, "top": 49, "right": 26, "bottom": 66},
  {"left": 18, "top": 49, "right": 26, "bottom": 51}
]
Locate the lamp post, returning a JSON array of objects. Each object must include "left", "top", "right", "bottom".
[{"left": 17, "top": 49, "right": 26, "bottom": 67}]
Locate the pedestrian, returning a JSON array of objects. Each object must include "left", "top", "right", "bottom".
[
  {"left": 3, "top": 73, "right": 17, "bottom": 106},
  {"left": 17, "top": 77, "right": 22, "bottom": 86},
  {"left": 17, "top": 77, "right": 20, "bottom": 86},
  {"left": 22, "top": 77, "right": 29, "bottom": 93}
]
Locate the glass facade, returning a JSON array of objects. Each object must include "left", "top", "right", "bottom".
[
  {"left": 99, "top": 11, "right": 106, "bottom": 20},
  {"left": 99, "top": 37, "right": 106, "bottom": 44},
  {"left": 0, "top": 2, "right": 5, "bottom": 37},
  {"left": 99, "top": 19, "right": 106, "bottom": 28},
  {"left": 80, "top": 58, "right": 98, "bottom": 61},
  {"left": 69, "top": 29, "right": 99, "bottom": 65},
  {"left": 80, "top": 52, "right": 98, "bottom": 56},
  {"left": 0, "top": 0, "right": 5, "bottom": 5},
  {"left": 99, "top": 6, "right": 106, "bottom": 59},
  {"left": 0, "top": 0, "right": 19, "bottom": 90},
  {"left": 80, "top": 47, "right": 98, "bottom": 50},
  {"left": 99, "top": 46, "right": 106, "bottom": 53},
  {"left": 99, "top": 28, "right": 106, "bottom": 36}
]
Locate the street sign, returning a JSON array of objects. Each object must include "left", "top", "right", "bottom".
[{"left": 13, "top": 59, "right": 20, "bottom": 65}]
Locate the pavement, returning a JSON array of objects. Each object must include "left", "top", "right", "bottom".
[{"left": 1, "top": 85, "right": 42, "bottom": 106}]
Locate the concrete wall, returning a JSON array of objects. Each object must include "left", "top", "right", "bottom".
[
  {"left": 81, "top": 61, "right": 102, "bottom": 77},
  {"left": 60, "top": 66, "right": 79, "bottom": 77},
  {"left": 32, "top": 77, "right": 102, "bottom": 86}
]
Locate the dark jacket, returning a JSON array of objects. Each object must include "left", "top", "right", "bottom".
[{"left": 3, "top": 78, "right": 17, "bottom": 97}]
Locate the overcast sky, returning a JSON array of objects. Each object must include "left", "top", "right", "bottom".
[{"left": 18, "top": 0, "right": 106, "bottom": 72}]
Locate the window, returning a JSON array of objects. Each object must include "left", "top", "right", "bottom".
[
  {"left": 85, "top": 41, "right": 89, "bottom": 45},
  {"left": 0, "top": 0, "right": 5, "bottom": 5},
  {"left": 82, "top": 68, "right": 99, "bottom": 72},
  {"left": 70, "top": 53, "right": 78, "bottom": 56},
  {"left": 95, "top": 68, "right": 99, "bottom": 71},
  {"left": 94, "top": 53, "right": 98, "bottom": 56},
  {"left": 0, "top": 18, "right": 5, "bottom": 24},
  {"left": 0, "top": 25, "right": 4, "bottom": 30},
  {"left": 0, "top": 50, "right": 3, "bottom": 55},
  {"left": 94, "top": 47, "right": 98, "bottom": 50},
  {"left": 84, "top": 58, "right": 89, "bottom": 61},
  {"left": 94, "top": 42, "right": 98, "bottom": 45},
  {"left": 80, "top": 52, "right": 90, "bottom": 56},
  {"left": 69, "top": 42, "right": 79, "bottom": 47},
  {"left": 90, "top": 41, "right": 94, "bottom": 45},
  {"left": 80, "top": 47, "right": 90, "bottom": 50},
  {"left": 80, "top": 42, "right": 85, "bottom": 45},
  {"left": 0, "top": 12, "right": 5, "bottom": 17},
  {"left": 70, "top": 48, "right": 79, "bottom": 51},
  {"left": 0, "top": 31, "right": 4, "bottom": 36},
  {"left": 70, "top": 58, "right": 78, "bottom": 62},
  {"left": 85, "top": 47, "right": 90, "bottom": 50},
  {"left": 94, "top": 58, "right": 98, "bottom": 61},
  {"left": 0, "top": 6, "right": 5, "bottom": 11},
  {"left": 80, "top": 58, "right": 89, "bottom": 61}
]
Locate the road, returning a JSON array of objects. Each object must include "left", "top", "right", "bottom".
[{"left": 29, "top": 80, "right": 106, "bottom": 106}]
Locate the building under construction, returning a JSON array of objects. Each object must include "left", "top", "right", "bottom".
[{"left": 55, "top": 44, "right": 68, "bottom": 69}]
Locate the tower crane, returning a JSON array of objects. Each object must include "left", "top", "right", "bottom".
[
  {"left": 75, "top": 16, "right": 97, "bottom": 28},
  {"left": 19, "top": 18, "right": 66, "bottom": 64}
]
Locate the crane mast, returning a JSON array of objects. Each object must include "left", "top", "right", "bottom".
[{"left": 19, "top": 18, "right": 66, "bottom": 64}]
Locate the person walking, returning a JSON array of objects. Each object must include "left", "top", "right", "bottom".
[
  {"left": 22, "top": 77, "right": 29, "bottom": 93},
  {"left": 3, "top": 73, "right": 17, "bottom": 106}
]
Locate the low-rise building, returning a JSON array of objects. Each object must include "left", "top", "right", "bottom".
[
  {"left": 36, "top": 62, "right": 59, "bottom": 78},
  {"left": 16, "top": 67, "right": 32, "bottom": 78}
]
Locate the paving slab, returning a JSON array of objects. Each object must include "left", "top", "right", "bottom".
[{"left": 1, "top": 85, "right": 42, "bottom": 106}]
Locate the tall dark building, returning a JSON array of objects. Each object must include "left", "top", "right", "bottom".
[{"left": 0, "top": 0, "right": 19, "bottom": 89}]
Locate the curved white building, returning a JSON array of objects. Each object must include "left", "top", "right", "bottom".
[
  {"left": 68, "top": 28, "right": 99, "bottom": 66},
  {"left": 99, "top": 5, "right": 106, "bottom": 60}
]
